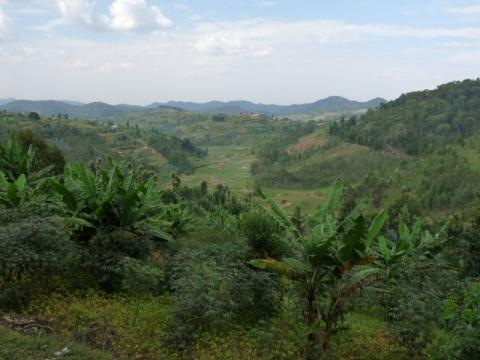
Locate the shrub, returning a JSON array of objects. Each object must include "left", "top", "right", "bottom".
[
  {"left": 166, "top": 241, "right": 280, "bottom": 348},
  {"left": 442, "top": 282, "right": 480, "bottom": 359},
  {"left": 82, "top": 230, "right": 153, "bottom": 292},
  {"left": 241, "top": 210, "right": 287, "bottom": 258},
  {"left": 0, "top": 215, "right": 75, "bottom": 309}
]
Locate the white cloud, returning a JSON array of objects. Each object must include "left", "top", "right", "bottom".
[
  {"left": 445, "top": 4, "right": 480, "bottom": 15},
  {"left": 57, "top": 0, "right": 96, "bottom": 26},
  {"left": 5, "top": 17, "right": 480, "bottom": 104},
  {"left": 50, "top": 0, "right": 172, "bottom": 32},
  {"left": 107, "top": 0, "right": 172, "bottom": 31}
]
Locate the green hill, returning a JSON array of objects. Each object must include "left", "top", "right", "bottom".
[
  {"left": 0, "top": 110, "right": 204, "bottom": 179},
  {"left": 252, "top": 80, "right": 480, "bottom": 217},
  {"left": 330, "top": 79, "right": 480, "bottom": 155}
]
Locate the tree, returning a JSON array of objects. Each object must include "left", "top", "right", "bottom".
[
  {"left": 28, "top": 112, "right": 40, "bottom": 121},
  {"left": 251, "top": 180, "right": 388, "bottom": 358}
]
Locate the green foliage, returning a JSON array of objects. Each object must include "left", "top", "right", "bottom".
[
  {"left": 147, "top": 131, "right": 206, "bottom": 174},
  {"left": 165, "top": 203, "right": 196, "bottom": 239},
  {"left": 0, "top": 216, "right": 74, "bottom": 280},
  {"left": 331, "top": 79, "right": 480, "bottom": 155},
  {"left": 241, "top": 210, "right": 287, "bottom": 258},
  {"left": 0, "top": 215, "right": 75, "bottom": 309},
  {"left": 373, "top": 219, "right": 454, "bottom": 353},
  {"left": 442, "top": 282, "right": 480, "bottom": 359},
  {"left": 0, "top": 173, "right": 29, "bottom": 208},
  {"left": 167, "top": 241, "right": 280, "bottom": 348},
  {"left": 252, "top": 180, "right": 390, "bottom": 357},
  {"left": 121, "top": 257, "right": 164, "bottom": 295},
  {"left": 50, "top": 160, "right": 172, "bottom": 242},
  {"left": 16, "top": 128, "right": 65, "bottom": 174},
  {"left": 0, "top": 135, "right": 54, "bottom": 185}
]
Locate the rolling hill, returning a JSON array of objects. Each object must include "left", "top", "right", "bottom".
[
  {"left": 1, "top": 100, "right": 141, "bottom": 119},
  {"left": 151, "top": 96, "right": 386, "bottom": 115},
  {"left": 1, "top": 96, "right": 386, "bottom": 120}
]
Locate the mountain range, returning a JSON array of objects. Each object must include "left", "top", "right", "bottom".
[{"left": 0, "top": 96, "right": 386, "bottom": 119}]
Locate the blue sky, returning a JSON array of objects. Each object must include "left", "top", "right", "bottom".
[{"left": 1, "top": 0, "right": 480, "bottom": 104}]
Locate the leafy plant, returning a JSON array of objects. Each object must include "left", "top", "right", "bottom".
[
  {"left": 121, "top": 257, "right": 164, "bottom": 325},
  {"left": 251, "top": 180, "right": 389, "bottom": 357},
  {"left": 442, "top": 282, "right": 480, "bottom": 359},
  {"left": 0, "top": 135, "right": 53, "bottom": 185},
  {"left": 0, "top": 173, "right": 28, "bottom": 208},
  {"left": 0, "top": 216, "right": 75, "bottom": 309},
  {"left": 241, "top": 210, "right": 286, "bottom": 258},
  {"left": 167, "top": 241, "right": 280, "bottom": 349},
  {"left": 50, "top": 160, "right": 172, "bottom": 242}
]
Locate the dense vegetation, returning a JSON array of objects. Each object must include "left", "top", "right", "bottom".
[{"left": 1, "top": 79, "right": 480, "bottom": 359}]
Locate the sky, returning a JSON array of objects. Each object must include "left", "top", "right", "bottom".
[{"left": 1, "top": 0, "right": 480, "bottom": 105}]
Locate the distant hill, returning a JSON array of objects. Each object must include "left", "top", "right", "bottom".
[
  {"left": 151, "top": 96, "right": 386, "bottom": 115},
  {"left": 1, "top": 96, "right": 386, "bottom": 119},
  {"left": 1, "top": 100, "right": 141, "bottom": 119},
  {"left": 0, "top": 98, "right": 15, "bottom": 106}
]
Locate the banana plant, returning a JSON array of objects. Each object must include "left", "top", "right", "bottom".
[
  {"left": 251, "top": 180, "right": 387, "bottom": 356},
  {"left": 50, "top": 160, "right": 172, "bottom": 242},
  {"left": 377, "top": 218, "right": 450, "bottom": 268},
  {"left": 0, "top": 135, "right": 53, "bottom": 186},
  {"left": 0, "top": 172, "right": 27, "bottom": 208}
]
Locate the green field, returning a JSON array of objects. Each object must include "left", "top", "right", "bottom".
[
  {"left": 180, "top": 145, "right": 326, "bottom": 213},
  {"left": 181, "top": 145, "right": 256, "bottom": 193}
]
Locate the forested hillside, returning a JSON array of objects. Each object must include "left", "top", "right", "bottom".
[
  {"left": 252, "top": 79, "right": 480, "bottom": 223},
  {"left": 330, "top": 79, "right": 480, "bottom": 154}
]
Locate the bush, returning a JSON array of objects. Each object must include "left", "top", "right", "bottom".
[
  {"left": 241, "top": 211, "right": 286, "bottom": 258},
  {"left": 82, "top": 230, "right": 154, "bottom": 292},
  {"left": 442, "top": 282, "right": 480, "bottom": 359},
  {"left": 166, "top": 240, "right": 281, "bottom": 348},
  {"left": 377, "top": 253, "right": 457, "bottom": 352},
  {"left": 0, "top": 215, "right": 75, "bottom": 309}
]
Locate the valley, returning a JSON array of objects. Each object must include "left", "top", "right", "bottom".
[{"left": 2, "top": 79, "right": 480, "bottom": 360}]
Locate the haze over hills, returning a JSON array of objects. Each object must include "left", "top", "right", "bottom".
[
  {"left": 151, "top": 96, "right": 387, "bottom": 115},
  {"left": 0, "top": 96, "right": 386, "bottom": 119},
  {"left": 0, "top": 98, "right": 15, "bottom": 106}
]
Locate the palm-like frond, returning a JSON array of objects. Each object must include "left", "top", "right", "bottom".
[{"left": 51, "top": 161, "right": 172, "bottom": 241}]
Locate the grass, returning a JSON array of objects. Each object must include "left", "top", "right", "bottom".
[
  {"left": 27, "top": 292, "right": 175, "bottom": 360},
  {"left": 0, "top": 326, "right": 115, "bottom": 360},
  {"left": 180, "top": 145, "right": 325, "bottom": 214},
  {"left": 181, "top": 145, "right": 256, "bottom": 194},
  {"left": 19, "top": 291, "right": 415, "bottom": 360}
]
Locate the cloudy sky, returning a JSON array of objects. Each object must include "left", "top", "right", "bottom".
[{"left": 1, "top": 0, "right": 480, "bottom": 105}]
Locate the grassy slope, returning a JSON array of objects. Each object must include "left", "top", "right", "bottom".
[
  {"left": 181, "top": 145, "right": 255, "bottom": 193},
  {"left": 0, "top": 326, "right": 115, "bottom": 360},
  {"left": 20, "top": 292, "right": 410, "bottom": 360}
]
